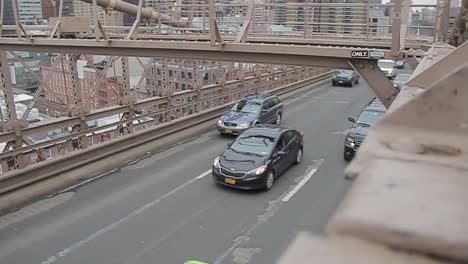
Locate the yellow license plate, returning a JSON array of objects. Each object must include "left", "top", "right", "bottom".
[
  {"left": 225, "top": 178, "right": 236, "bottom": 184},
  {"left": 225, "top": 128, "right": 232, "bottom": 133}
]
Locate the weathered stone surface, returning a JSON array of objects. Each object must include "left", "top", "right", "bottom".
[{"left": 329, "top": 158, "right": 468, "bottom": 262}]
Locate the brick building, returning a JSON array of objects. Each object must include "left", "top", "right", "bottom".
[{"left": 41, "top": 57, "right": 120, "bottom": 110}]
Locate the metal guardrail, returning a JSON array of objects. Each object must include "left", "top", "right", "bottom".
[{"left": 0, "top": 71, "right": 333, "bottom": 198}]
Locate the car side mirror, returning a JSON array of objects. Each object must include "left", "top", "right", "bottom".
[
  {"left": 227, "top": 142, "right": 232, "bottom": 147},
  {"left": 277, "top": 150, "right": 287, "bottom": 156},
  {"left": 348, "top": 116, "right": 356, "bottom": 123}
]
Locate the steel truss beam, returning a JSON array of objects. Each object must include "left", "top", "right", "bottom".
[
  {"left": 0, "top": 67, "right": 326, "bottom": 168},
  {"left": 77, "top": 0, "right": 189, "bottom": 28},
  {"left": 0, "top": 39, "right": 373, "bottom": 68},
  {"left": 349, "top": 59, "right": 399, "bottom": 108},
  {"left": 0, "top": 66, "right": 314, "bottom": 144},
  {"left": 0, "top": 27, "right": 430, "bottom": 49},
  {"left": 235, "top": 0, "right": 254, "bottom": 43}
]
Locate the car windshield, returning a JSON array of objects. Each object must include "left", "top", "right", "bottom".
[
  {"left": 395, "top": 74, "right": 411, "bottom": 83},
  {"left": 356, "top": 110, "right": 385, "bottom": 127},
  {"left": 230, "top": 135, "right": 275, "bottom": 156},
  {"left": 337, "top": 70, "right": 353, "bottom": 75},
  {"left": 378, "top": 61, "right": 394, "bottom": 68},
  {"left": 231, "top": 101, "right": 261, "bottom": 114}
]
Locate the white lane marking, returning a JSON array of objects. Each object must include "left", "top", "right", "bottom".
[
  {"left": 321, "top": 100, "right": 350, "bottom": 104},
  {"left": 331, "top": 129, "right": 350, "bottom": 136},
  {"left": 41, "top": 169, "right": 211, "bottom": 264},
  {"left": 196, "top": 170, "right": 212, "bottom": 179},
  {"left": 55, "top": 169, "right": 119, "bottom": 195},
  {"left": 214, "top": 160, "right": 324, "bottom": 264},
  {"left": 282, "top": 159, "right": 324, "bottom": 202}
]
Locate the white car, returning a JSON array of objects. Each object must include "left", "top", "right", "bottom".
[{"left": 378, "top": 60, "right": 397, "bottom": 79}]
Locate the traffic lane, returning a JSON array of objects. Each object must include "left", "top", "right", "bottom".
[
  {"left": 0, "top": 80, "right": 373, "bottom": 264},
  {"left": 55, "top": 162, "right": 316, "bottom": 264},
  {"left": 10, "top": 83, "right": 336, "bottom": 264},
  {"left": 0, "top": 81, "right": 334, "bottom": 263},
  {"left": 222, "top": 132, "right": 353, "bottom": 264},
  {"left": 0, "top": 133, "right": 230, "bottom": 264},
  {"left": 130, "top": 82, "right": 375, "bottom": 264},
  {"left": 53, "top": 82, "right": 375, "bottom": 264},
  {"left": 30, "top": 82, "right": 345, "bottom": 264},
  {"left": 210, "top": 82, "right": 374, "bottom": 264}
]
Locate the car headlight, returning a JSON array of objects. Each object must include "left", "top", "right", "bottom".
[
  {"left": 251, "top": 165, "right": 267, "bottom": 176},
  {"left": 237, "top": 122, "right": 250, "bottom": 129},
  {"left": 217, "top": 119, "right": 223, "bottom": 126},
  {"left": 346, "top": 137, "right": 355, "bottom": 147},
  {"left": 213, "top": 156, "right": 220, "bottom": 168}
]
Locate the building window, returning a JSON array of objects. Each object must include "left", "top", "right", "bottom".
[
  {"left": 99, "top": 90, "right": 107, "bottom": 97},
  {"left": 31, "top": 152, "right": 38, "bottom": 161},
  {"left": 43, "top": 149, "right": 51, "bottom": 160}
]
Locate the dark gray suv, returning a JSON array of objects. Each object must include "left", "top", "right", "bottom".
[
  {"left": 216, "top": 94, "right": 283, "bottom": 135},
  {"left": 344, "top": 98, "right": 386, "bottom": 161}
]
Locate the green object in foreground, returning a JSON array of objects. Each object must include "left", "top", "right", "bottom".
[{"left": 184, "top": 260, "right": 209, "bottom": 264}]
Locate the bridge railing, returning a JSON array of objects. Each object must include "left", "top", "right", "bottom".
[
  {"left": 0, "top": 1, "right": 439, "bottom": 47},
  {"left": 0, "top": 61, "right": 330, "bottom": 174}
]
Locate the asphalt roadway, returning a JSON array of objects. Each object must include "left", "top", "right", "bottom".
[{"left": 0, "top": 79, "right": 375, "bottom": 264}]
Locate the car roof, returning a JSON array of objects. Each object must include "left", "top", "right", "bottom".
[
  {"left": 365, "top": 105, "right": 386, "bottom": 112},
  {"left": 240, "top": 124, "right": 292, "bottom": 138},
  {"left": 365, "top": 98, "right": 386, "bottom": 112},
  {"left": 243, "top": 93, "right": 275, "bottom": 101},
  {"left": 396, "top": 73, "right": 412, "bottom": 77}
]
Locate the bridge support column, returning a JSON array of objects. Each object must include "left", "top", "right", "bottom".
[
  {"left": 121, "top": 56, "right": 136, "bottom": 133},
  {"left": 69, "top": 55, "right": 90, "bottom": 149},
  {"left": 349, "top": 59, "right": 399, "bottom": 109},
  {"left": 391, "top": 0, "right": 402, "bottom": 57},
  {"left": 0, "top": 51, "right": 29, "bottom": 169}
]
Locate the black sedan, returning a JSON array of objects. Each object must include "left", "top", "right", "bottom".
[
  {"left": 332, "top": 69, "right": 360, "bottom": 87},
  {"left": 212, "top": 125, "right": 304, "bottom": 191}
]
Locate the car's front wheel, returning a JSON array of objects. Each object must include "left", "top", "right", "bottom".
[
  {"left": 294, "top": 148, "right": 303, "bottom": 165},
  {"left": 275, "top": 113, "right": 282, "bottom": 125},
  {"left": 264, "top": 171, "right": 275, "bottom": 191},
  {"left": 343, "top": 151, "right": 353, "bottom": 161}
]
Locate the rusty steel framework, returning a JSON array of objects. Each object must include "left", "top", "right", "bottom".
[{"left": 0, "top": 53, "right": 329, "bottom": 174}]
